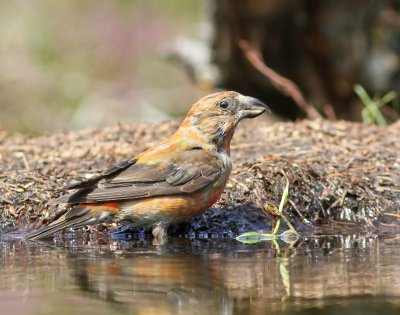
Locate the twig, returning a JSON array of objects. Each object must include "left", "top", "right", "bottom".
[
  {"left": 339, "top": 190, "right": 347, "bottom": 206},
  {"left": 226, "top": 0, "right": 321, "bottom": 120},
  {"left": 253, "top": 183, "right": 266, "bottom": 211},
  {"left": 229, "top": 177, "right": 250, "bottom": 192},
  {"left": 288, "top": 199, "right": 310, "bottom": 224},
  {"left": 0, "top": 196, "right": 13, "bottom": 204},
  {"left": 327, "top": 197, "right": 341, "bottom": 210},
  {"left": 323, "top": 103, "right": 337, "bottom": 121},
  {"left": 238, "top": 39, "right": 322, "bottom": 120},
  {"left": 383, "top": 212, "right": 400, "bottom": 219},
  {"left": 15, "top": 151, "right": 30, "bottom": 171}
]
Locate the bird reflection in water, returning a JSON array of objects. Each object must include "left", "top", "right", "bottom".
[{"left": 2, "top": 235, "right": 400, "bottom": 315}]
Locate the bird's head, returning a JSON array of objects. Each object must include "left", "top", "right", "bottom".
[{"left": 178, "top": 91, "right": 269, "bottom": 151}]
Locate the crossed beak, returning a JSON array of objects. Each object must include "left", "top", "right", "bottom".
[{"left": 238, "top": 95, "right": 270, "bottom": 120}]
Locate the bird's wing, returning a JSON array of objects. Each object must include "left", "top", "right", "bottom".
[
  {"left": 66, "top": 158, "right": 137, "bottom": 190},
  {"left": 65, "top": 149, "right": 223, "bottom": 204}
]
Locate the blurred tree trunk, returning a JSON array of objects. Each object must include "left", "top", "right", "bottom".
[{"left": 208, "top": 0, "right": 400, "bottom": 121}]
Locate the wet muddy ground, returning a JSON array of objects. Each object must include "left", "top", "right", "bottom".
[{"left": 1, "top": 118, "right": 399, "bottom": 237}]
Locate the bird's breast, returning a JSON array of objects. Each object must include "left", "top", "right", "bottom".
[{"left": 214, "top": 149, "right": 232, "bottom": 188}]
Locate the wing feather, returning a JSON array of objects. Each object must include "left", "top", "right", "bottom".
[
  {"left": 60, "top": 149, "right": 224, "bottom": 204},
  {"left": 66, "top": 158, "right": 136, "bottom": 190}
]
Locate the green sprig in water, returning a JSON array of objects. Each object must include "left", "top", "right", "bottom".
[{"left": 235, "top": 169, "right": 298, "bottom": 244}]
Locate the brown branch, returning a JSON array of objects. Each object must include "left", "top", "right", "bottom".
[{"left": 238, "top": 39, "right": 322, "bottom": 120}]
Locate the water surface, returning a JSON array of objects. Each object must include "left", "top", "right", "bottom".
[{"left": 1, "top": 234, "right": 400, "bottom": 315}]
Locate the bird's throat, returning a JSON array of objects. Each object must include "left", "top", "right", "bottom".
[{"left": 176, "top": 124, "right": 233, "bottom": 153}]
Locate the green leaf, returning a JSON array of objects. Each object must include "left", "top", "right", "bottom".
[
  {"left": 235, "top": 230, "right": 299, "bottom": 244},
  {"left": 279, "top": 170, "right": 290, "bottom": 213},
  {"left": 380, "top": 91, "right": 397, "bottom": 107},
  {"left": 354, "top": 84, "right": 389, "bottom": 126},
  {"left": 235, "top": 232, "right": 278, "bottom": 244}
]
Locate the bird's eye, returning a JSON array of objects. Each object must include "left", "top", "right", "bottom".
[{"left": 219, "top": 100, "right": 229, "bottom": 109}]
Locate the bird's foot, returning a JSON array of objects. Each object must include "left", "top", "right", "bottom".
[{"left": 152, "top": 223, "right": 168, "bottom": 245}]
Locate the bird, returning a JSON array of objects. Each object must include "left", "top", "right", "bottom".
[{"left": 28, "top": 91, "right": 269, "bottom": 241}]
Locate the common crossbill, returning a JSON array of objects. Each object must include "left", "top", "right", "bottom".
[{"left": 28, "top": 91, "right": 269, "bottom": 241}]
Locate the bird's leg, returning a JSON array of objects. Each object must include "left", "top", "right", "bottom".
[{"left": 152, "top": 223, "right": 168, "bottom": 245}]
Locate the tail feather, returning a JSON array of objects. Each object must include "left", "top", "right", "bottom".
[{"left": 27, "top": 211, "right": 93, "bottom": 240}]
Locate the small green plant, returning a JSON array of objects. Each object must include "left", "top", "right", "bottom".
[
  {"left": 354, "top": 84, "right": 397, "bottom": 126},
  {"left": 235, "top": 170, "right": 298, "bottom": 244}
]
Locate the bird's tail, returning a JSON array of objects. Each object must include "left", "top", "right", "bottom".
[{"left": 27, "top": 208, "right": 93, "bottom": 240}]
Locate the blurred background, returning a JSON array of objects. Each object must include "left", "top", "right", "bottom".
[
  {"left": 1, "top": 0, "right": 400, "bottom": 134},
  {"left": 0, "top": 0, "right": 203, "bottom": 133}
]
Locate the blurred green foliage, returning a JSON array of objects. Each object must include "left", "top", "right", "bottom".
[
  {"left": 354, "top": 84, "right": 398, "bottom": 126},
  {"left": 0, "top": 0, "right": 202, "bottom": 134}
]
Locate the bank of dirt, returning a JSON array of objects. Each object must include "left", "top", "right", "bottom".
[{"left": 0, "top": 119, "right": 399, "bottom": 237}]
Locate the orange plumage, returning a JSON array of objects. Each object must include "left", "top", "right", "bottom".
[{"left": 28, "top": 91, "right": 269, "bottom": 241}]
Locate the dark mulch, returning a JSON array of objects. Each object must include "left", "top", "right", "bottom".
[{"left": 0, "top": 118, "right": 399, "bottom": 237}]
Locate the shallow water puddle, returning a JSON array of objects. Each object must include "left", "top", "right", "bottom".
[{"left": 1, "top": 235, "right": 400, "bottom": 315}]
